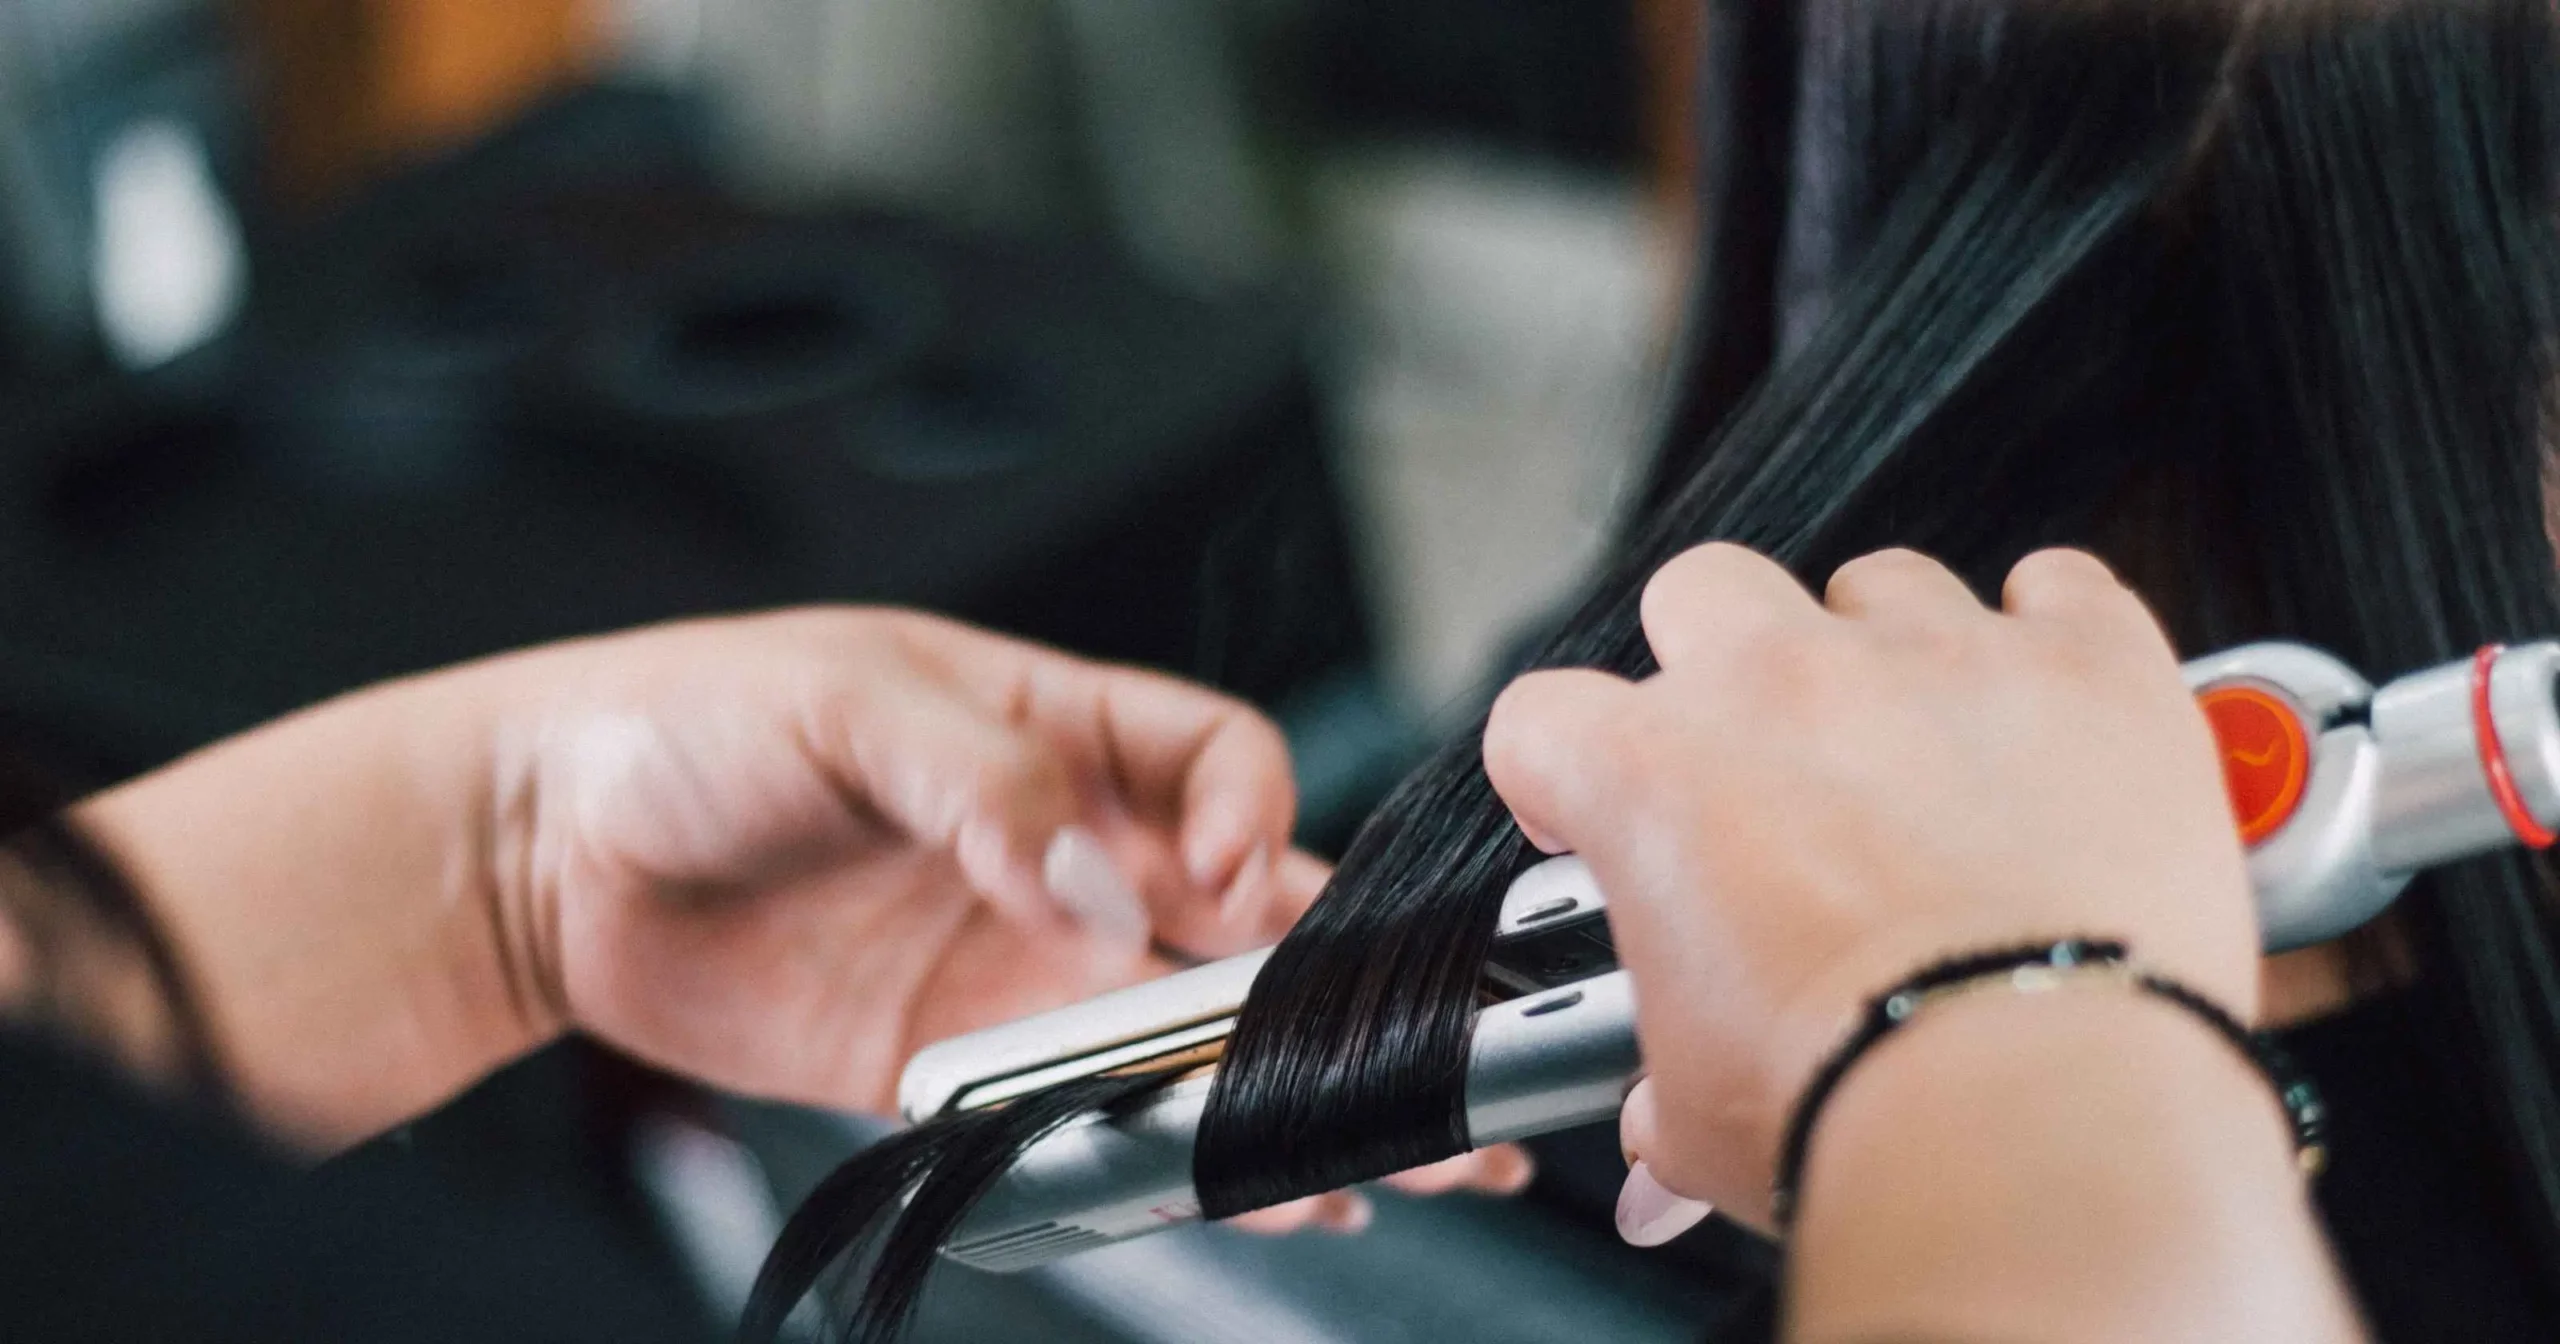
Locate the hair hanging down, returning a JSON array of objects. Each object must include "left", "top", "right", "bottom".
[{"left": 743, "top": 3, "right": 2560, "bottom": 1337}]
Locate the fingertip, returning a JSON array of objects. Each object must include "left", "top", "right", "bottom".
[
  {"left": 1179, "top": 800, "right": 1253, "bottom": 892},
  {"left": 1234, "top": 848, "right": 1329, "bottom": 940},
  {"left": 1224, "top": 1190, "right": 1370, "bottom": 1238},
  {"left": 1217, "top": 842, "right": 1273, "bottom": 926},
  {"left": 1483, "top": 672, "right": 1585, "bottom": 783},
  {"left": 1824, "top": 547, "right": 1978, "bottom": 619},
  {"left": 1220, "top": 1201, "right": 1309, "bottom": 1236},
  {"left": 1179, "top": 716, "right": 1298, "bottom": 886},
  {"left": 1381, "top": 1156, "right": 1468, "bottom": 1197},
  {"left": 1327, "top": 1193, "right": 1375, "bottom": 1234},
  {"left": 2001, "top": 548, "right": 2124, "bottom": 615}
]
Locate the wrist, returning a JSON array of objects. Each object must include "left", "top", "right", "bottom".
[
  {"left": 1788, "top": 987, "right": 2353, "bottom": 1343},
  {"left": 1803, "top": 985, "right": 2302, "bottom": 1205},
  {"left": 382, "top": 658, "right": 577, "bottom": 1081},
  {"left": 75, "top": 664, "right": 565, "bottom": 1145},
  {"left": 1772, "top": 942, "right": 2317, "bottom": 1227}
]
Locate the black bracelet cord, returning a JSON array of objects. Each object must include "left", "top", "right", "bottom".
[{"left": 1768, "top": 939, "right": 2328, "bottom": 1229}]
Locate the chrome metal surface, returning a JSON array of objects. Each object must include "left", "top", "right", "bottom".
[
  {"left": 943, "top": 1075, "right": 1213, "bottom": 1271},
  {"left": 899, "top": 950, "right": 1268, "bottom": 1123},
  {"left": 1465, "top": 970, "right": 1642, "bottom": 1146},
  {"left": 2251, "top": 728, "right": 2394, "bottom": 952},
  {"left": 2181, "top": 642, "right": 2398, "bottom": 950},
  {"left": 2492, "top": 643, "right": 2560, "bottom": 826},
  {"left": 1494, "top": 856, "right": 1604, "bottom": 936},
  {"left": 2366, "top": 642, "right": 2560, "bottom": 874},
  {"left": 2369, "top": 655, "right": 2512, "bottom": 871},
  {"left": 2181, "top": 642, "right": 2371, "bottom": 722},
  {"left": 1486, "top": 857, "right": 1617, "bottom": 992},
  {"left": 940, "top": 965, "right": 1649, "bottom": 1270}
]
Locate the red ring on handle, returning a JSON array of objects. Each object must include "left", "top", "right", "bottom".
[{"left": 2472, "top": 644, "right": 2557, "bottom": 850}]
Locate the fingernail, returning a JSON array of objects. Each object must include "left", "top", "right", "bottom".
[
  {"left": 1045, "top": 827, "right": 1151, "bottom": 952},
  {"left": 1219, "top": 844, "right": 1271, "bottom": 922},
  {"left": 1615, "top": 1162, "right": 1711, "bottom": 1248}
]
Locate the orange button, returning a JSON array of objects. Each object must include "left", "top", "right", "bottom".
[{"left": 2199, "top": 684, "right": 2310, "bottom": 846}]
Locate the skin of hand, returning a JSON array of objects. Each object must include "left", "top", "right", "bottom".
[
  {"left": 68, "top": 608, "right": 1524, "bottom": 1226},
  {"left": 1482, "top": 545, "right": 2265, "bottom": 1231}
]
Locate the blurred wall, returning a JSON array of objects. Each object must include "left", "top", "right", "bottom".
[
  {"left": 0, "top": 0, "right": 247, "bottom": 367},
  {"left": 692, "top": 0, "right": 1081, "bottom": 226},
  {"left": 11, "top": 0, "right": 202, "bottom": 58},
  {"left": 1317, "top": 150, "right": 1671, "bottom": 709}
]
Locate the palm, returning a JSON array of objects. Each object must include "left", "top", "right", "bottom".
[
  {"left": 566, "top": 851, "right": 1183, "bottom": 1116},
  {"left": 526, "top": 675, "right": 1291, "bottom": 1115}
]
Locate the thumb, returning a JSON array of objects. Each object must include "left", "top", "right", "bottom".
[{"left": 837, "top": 675, "right": 1152, "bottom": 959}]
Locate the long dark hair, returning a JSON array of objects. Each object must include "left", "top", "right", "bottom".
[{"left": 745, "top": 3, "right": 2560, "bottom": 1338}]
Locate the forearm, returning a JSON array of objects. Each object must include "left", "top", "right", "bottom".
[
  {"left": 73, "top": 662, "right": 551, "bottom": 1148},
  {"left": 1785, "top": 990, "right": 2365, "bottom": 1344}
]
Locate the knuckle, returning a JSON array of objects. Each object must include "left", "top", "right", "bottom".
[
  {"left": 962, "top": 744, "right": 1049, "bottom": 808},
  {"left": 1877, "top": 616, "right": 1980, "bottom": 678},
  {"left": 2007, "top": 547, "right": 2118, "bottom": 601},
  {"left": 1480, "top": 724, "right": 1533, "bottom": 794},
  {"left": 2017, "top": 630, "right": 2100, "bottom": 690},
  {"left": 1644, "top": 543, "right": 1750, "bottom": 620},
  {"left": 1826, "top": 546, "right": 1934, "bottom": 595},
  {"left": 1486, "top": 674, "right": 1552, "bottom": 735},
  {"left": 1223, "top": 707, "right": 1292, "bottom": 769},
  {"left": 1723, "top": 629, "right": 1834, "bottom": 702},
  {"left": 1484, "top": 680, "right": 1574, "bottom": 782},
  {"left": 1638, "top": 566, "right": 1696, "bottom": 647},
  {"left": 2048, "top": 608, "right": 2173, "bottom": 689},
  {"left": 2085, "top": 579, "right": 2171, "bottom": 642},
  {"left": 1584, "top": 706, "right": 1657, "bottom": 777},
  {"left": 1668, "top": 541, "right": 1756, "bottom": 585}
]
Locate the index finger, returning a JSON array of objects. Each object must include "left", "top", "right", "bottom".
[
  {"left": 920, "top": 621, "right": 1300, "bottom": 907},
  {"left": 1484, "top": 667, "right": 1645, "bottom": 858}
]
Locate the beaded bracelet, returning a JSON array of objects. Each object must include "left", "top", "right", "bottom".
[{"left": 1767, "top": 939, "right": 2328, "bottom": 1229}]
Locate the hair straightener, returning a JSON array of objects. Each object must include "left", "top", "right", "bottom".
[{"left": 897, "top": 641, "right": 2560, "bottom": 1272}]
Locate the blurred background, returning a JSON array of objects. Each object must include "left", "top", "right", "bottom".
[{"left": 0, "top": 0, "right": 1773, "bottom": 1337}]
